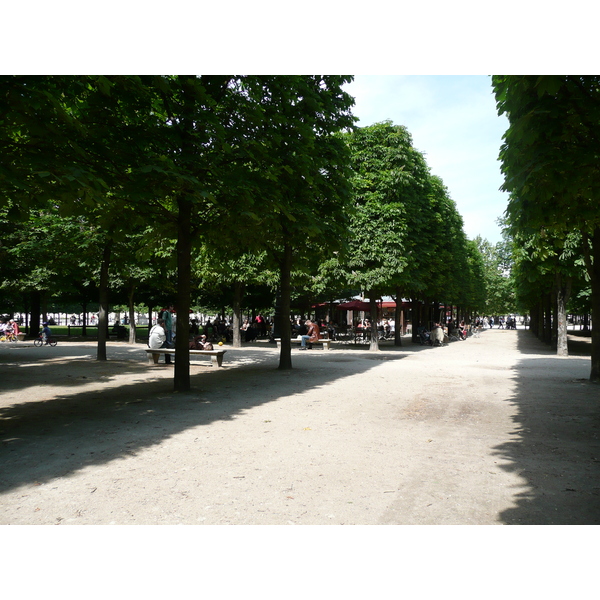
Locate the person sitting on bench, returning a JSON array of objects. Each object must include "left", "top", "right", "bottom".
[
  {"left": 299, "top": 319, "right": 321, "bottom": 350},
  {"left": 112, "top": 320, "right": 127, "bottom": 339},
  {"left": 149, "top": 318, "right": 171, "bottom": 364}
]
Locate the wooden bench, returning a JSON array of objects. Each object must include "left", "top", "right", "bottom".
[
  {"left": 274, "top": 338, "right": 333, "bottom": 350},
  {"left": 145, "top": 348, "right": 227, "bottom": 367}
]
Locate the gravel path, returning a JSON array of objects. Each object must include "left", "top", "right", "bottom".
[{"left": 1, "top": 328, "right": 598, "bottom": 525}]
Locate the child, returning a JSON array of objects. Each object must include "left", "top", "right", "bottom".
[
  {"left": 189, "top": 334, "right": 213, "bottom": 350},
  {"left": 41, "top": 322, "right": 52, "bottom": 342}
]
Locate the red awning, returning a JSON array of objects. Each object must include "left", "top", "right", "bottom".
[
  {"left": 336, "top": 299, "right": 410, "bottom": 311},
  {"left": 337, "top": 300, "right": 372, "bottom": 311}
]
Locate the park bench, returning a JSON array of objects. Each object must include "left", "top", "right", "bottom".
[
  {"left": 274, "top": 338, "right": 333, "bottom": 350},
  {"left": 144, "top": 348, "right": 227, "bottom": 367}
]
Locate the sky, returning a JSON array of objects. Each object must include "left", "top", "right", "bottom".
[{"left": 344, "top": 75, "right": 509, "bottom": 245}]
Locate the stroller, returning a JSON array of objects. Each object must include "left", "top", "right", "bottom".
[
  {"left": 417, "top": 326, "right": 431, "bottom": 346},
  {"left": 429, "top": 325, "right": 445, "bottom": 347}
]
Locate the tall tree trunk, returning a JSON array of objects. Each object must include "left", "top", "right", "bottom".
[
  {"left": 97, "top": 242, "right": 111, "bottom": 361},
  {"left": 232, "top": 281, "right": 245, "bottom": 348},
  {"left": 81, "top": 301, "right": 87, "bottom": 336},
  {"left": 586, "top": 228, "right": 600, "bottom": 381},
  {"left": 368, "top": 293, "right": 379, "bottom": 351},
  {"left": 174, "top": 193, "right": 192, "bottom": 391},
  {"left": 393, "top": 289, "right": 402, "bottom": 346},
  {"left": 537, "top": 299, "right": 544, "bottom": 340},
  {"left": 543, "top": 292, "right": 552, "bottom": 345},
  {"left": 29, "top": 290, "right": 41, "bottom": 339},
  {"left": 41, "top": 294, "right": 48, "bottom": 325},
  {"left": 411, "top": 298, "right": 419, "bottom": 343},
  {"left": 128, "top": 281, "right": 137, "bottom": 344},
  {"left": 555, "top": 273, "right": 571, "bottom": 357},
  {"left": 172, "top": 79, "right": 197, "bottom": 392},
  {"left": 423, "top": 298, "right": 431, "bottom": 328},
  {"left": 278, "top": 242, "right": 293, "bottom": 370},
  {"left": 551, "top": 288, "right": 558, "bottom": 351}
]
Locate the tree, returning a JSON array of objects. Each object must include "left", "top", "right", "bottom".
[
  {"left": 492, "top": 75, "right": 600, "bottom": 378},
  {"left": 1, "top": 76, "right": 356, "bottom": 382},
  {"left": 418, "top": 175, "right": 478, "bottom": 322},
  {"left": 193, "top": 247, "right": 274, "bottom": 347},
  {"left": 510, "top": 228, "right": 586, "bottom": 354},
  {"left": 473, "top": 234, "right": 515, "bottom": 317},
  {"left": 234, "top": 76, "right": 356, "bottom": 369},
  {"left": 332, "top": 121, "right": 432, "bottom": 350},
  {"left": 0, "top": 201, "right": 106, "bottom": 336},
  {"left": 1, "top": 76, "right": 169, "bottom": 359}
]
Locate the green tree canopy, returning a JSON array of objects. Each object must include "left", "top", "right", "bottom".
[{"left": 493, "top": 75, "right": 600, "bottom": 378}]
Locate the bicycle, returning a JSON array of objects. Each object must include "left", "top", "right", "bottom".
[{"left": 34, "top": 335, "right": 58, "bottom": 347}]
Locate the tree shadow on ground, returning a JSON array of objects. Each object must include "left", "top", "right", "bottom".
[
  {"left": 0, "top": 342, "right": 411, "bottom": 494},
  {"left": 0, "top": 342, "right": 149, "bottom": 395},
  {"left": 493, "top": 329, "right": 600, "bottom": 524}
]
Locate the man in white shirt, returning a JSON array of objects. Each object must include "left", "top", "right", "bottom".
[{"left": 149, "top": 318, "right": 171, "bottom": 364}]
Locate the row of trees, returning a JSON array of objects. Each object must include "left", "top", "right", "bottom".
[
  {"left": 321, "top": 122, "right": 489, "bottom": 350},
  {"left": 2, "top": 75, "right": 359, "bottom": 389},
  {"left": 1, "top": 76, "right": 500, "bottom": 390},
  {"left": 492, "top": 75, "right": 599, "bottom": 381}
]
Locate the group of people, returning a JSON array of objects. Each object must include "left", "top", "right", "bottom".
[
  {"left": 418, "top": 320, "right": 470, "bottom": 346},
  {"left": 149, "top": 307, "right": 220, "bottom": 364},
  {"left": 148, "top": 317, "right": 178, "bottom": 363},
  {"left": 499, "top": 316, "right": 518, "bottom": 329},
  {"left": 475, "top": 316, "right": 518, "bottom": 330},
  {"left": 0, "top": 317, "right": 56, "bottom": 343},
  {"left": 148, "top": 306, "right": 176, "bottom": 364},
  {"left": 354, "top": 318, "right": 395, "bottom": 340},
  {"left": 0, "top": 317, "right": 21, "bottom": 341},
  {"left": 191, "top": 316, "right": 232, "bottom": 342},
  {"left": 240, "top": 319, "right": 261, "bottom": 342},
  {"left": 190, "top": 315, "right": 271, "bottom": 344}
]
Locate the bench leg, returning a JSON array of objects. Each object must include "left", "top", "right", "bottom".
[
  {"left": 211, "top": 354, "right": 224, "bottom": 367},
  {"left": 148, "top": 353, "right": 160, "bottom": 364}
]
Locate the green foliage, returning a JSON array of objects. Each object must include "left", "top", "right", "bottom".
[
  {"left": 493, "top": 76, "right": 600, "bottom": 237},
  {"left": 419, "top": 175, "right": 472, "bottom": 305},
  {"left": 473, "top": 234, "right": 515, "bottom": 315},
  {"left": 493, "top": 76, "right": 600, "bottom": 377},
  {"left": 317, "top": 121, "right": 485, "bottom": 317},
  {"left": 510, "top": 227, "right": 588, "bottom": 315},
  {"left": 328, "top": 122, "right": 430, "bottom": 295}
]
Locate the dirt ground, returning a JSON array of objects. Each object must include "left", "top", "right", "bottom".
[{"left": 0, "top": 327, "right": 599, "bottom": 526}]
